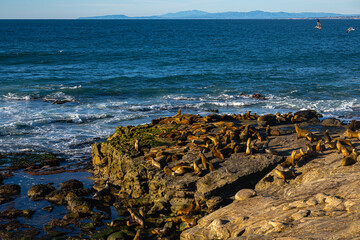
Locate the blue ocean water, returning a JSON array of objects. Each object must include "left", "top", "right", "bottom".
[{"left": 0, "top": 19, "right": 359, "bottom": 159}]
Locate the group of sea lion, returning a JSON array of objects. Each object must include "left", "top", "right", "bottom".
[
  {"left": 137, "top": 110, "right": 360, "bottom": 187},
  {"left": 109, "top": 109, "right": 360, "bottom": 239},
  {"left": 275, "top": 120, "right": 360, "bottom": 183},
  {"left": 135, "top": 110, "right": 333, "bottom": 183},
  {"left": 139, "top": 110, "right": 293, "bottom": 179}
]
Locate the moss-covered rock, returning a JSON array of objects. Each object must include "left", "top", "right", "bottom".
[
  {"left": 28, "top": 184, "right": 56, "bottom": 201},
  {"left": 0, "top": 152, "right": 61, "bottom": 169}
]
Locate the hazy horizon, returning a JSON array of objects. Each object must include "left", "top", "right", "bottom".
[{"left": 1, "top": 0, "right": 359, "bottom": 19}]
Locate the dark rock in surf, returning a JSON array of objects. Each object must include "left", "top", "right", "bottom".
[
  {"left": 28, "top": 184, "right": 56, "bottom": 201},
  {"left": 0, "top": 184, "right": 21, "bottom": 196}
]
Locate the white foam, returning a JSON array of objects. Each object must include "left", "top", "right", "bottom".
[
  {"left": 3, "top": 93, "right": 33, "bottom": 101},
  {"left": 208, "top": 101, "right": 250, "bottom": 107},
  {"left": 70, "top": 113, "right": 83, "bottom": 123},
  {"left": 60, "top": 85, "right": 82, "bottom": 90}
]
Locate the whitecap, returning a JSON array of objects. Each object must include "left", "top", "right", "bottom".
[
  {"left": 60, "top": 85, "right": 82, "bottom": 90},
  {"left": 70, "top": 114, "right": 83, "bottom": 123},
  {"left": 3, "top": 93, "right": 33, "bottom": 101}
]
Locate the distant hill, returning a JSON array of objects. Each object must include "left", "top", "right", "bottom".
[{"left": 78, "top": 10, "right": 358, "bottom": 20}]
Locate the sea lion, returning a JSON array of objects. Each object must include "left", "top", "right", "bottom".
[
  {"left": 133, "top": 229, "right": 141, "bottom": 240},
  {"left": 275, "top": 113, "right": 287, "bottom": 123},
  {"left": 207, "top": 161, "right": 215, "bottom": 171},
  {"left": 326, "top": 141, "right": 336, "bottom": 150},
  {"left": 134, "top": 139, "right": 139, "bottom": 152},
  {"left": 294, "top": 124, "right": 312, "bottom": 139},
  {"left": 152, "top": 227, "right": 170, "bottom": 235},
  {"left": 173, "top": 166, "right": 192, "bottom": 175},
  {"left": 128, "top": 208, "right": 145, "bottom": 228},
  {"left": 341, "top": 149, "right": 357, "bottom": 166},
  {"left": 207, "top": 135, "right": 220, "bottom": 147},
  {"left": 150, "top": 158, "right": 162, "bottom": 169},
  {"left": 282, "top": 150, "right": 297, "bottom": 167},
  {"left": 323, "top": 129, "right": 332, "bottom": 143},
  {"left": 305, "top": 133, "right": 319, "bottom": 142},
  {"left": 334, "top": 138, "right": 353, "bottom": 147},
  {"left": 173, "top": 109, "right": 182, "bottom": 117},
  {"left": 306, "top": 143, "right": 316, "bottom": 152},
  {"left": 200, "top": 152, "right": 208, "bottom": 169},
  {"left": 110, "top": 219, "right": 123, "bottom": 227},
  {"left": 304, "top": 148, "right": 317, "bottom": 158},
  {"left": 245, "top": 138, "right": 252, "bottom": 155},
  {"left": 336, "top": 140, "right": 345, "bottom": 154},
  {"left": 240, "top": 125, "right": 250, "bottom": 142},
  {"left": 346, "top": 128, "right": 358, "bottom": 139},
  {"left": 341, "top": 146, "right": 350, "bottom": 157},
  {"left": 266, "top": 125, "right": 280, "bottom": 136},
  {"left": 211, "top": 146, "right": 224, "bottom": 159},
  {"left": 275, "top": 169, "right": 296, "bottom": 183},
  {"left": 316, "top": 139, "right": 325, "bottom": 152},
  {"left": 294, "top": 149, "right": 304, "bottom": 162},
  {"left": 193, "top": 161, "right": 202, "bottom": 175},
  {"left": 254, "top": 131, "right": 267, "bottom": 141}
]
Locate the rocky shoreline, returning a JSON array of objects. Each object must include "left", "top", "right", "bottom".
[{"left": 1, "top": 110, "right": 360, "bottom": 239}]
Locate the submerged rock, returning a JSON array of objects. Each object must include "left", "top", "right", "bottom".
[{"left": 0, "top": 184, "right": 20, "bottom": 196}]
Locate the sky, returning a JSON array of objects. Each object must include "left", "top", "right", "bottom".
[{"left": 0, "top": 0, "right": 359, "bottom": 19}]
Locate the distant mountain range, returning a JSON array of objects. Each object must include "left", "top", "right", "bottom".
[{"left": 79, "top": 10, "right": 359, "bottom": 20}]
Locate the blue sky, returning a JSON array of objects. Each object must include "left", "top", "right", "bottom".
[{"left": 0, "top": 0, "right": 359, "bottom": 19}]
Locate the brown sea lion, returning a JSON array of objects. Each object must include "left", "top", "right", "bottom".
[
  {"left": 341, "top": 149, "right": 357, "bottom": 166},
  {"left": 316, "top": 139, "right": 325, "bottom": 152},
  {"left": 294, "top": 124, "right": 312, "bottom": 139},
  {"left": 211, "top": 146, "right": 224, "bottom": 159},
  {"left": 323, "top": 129, "right": 332, "bottom": 143},
  {"left": 275, "top": 169, "right": 296, "bottom": 183},
  {"left": 346, "top": 128, "right": 358, "bottom": 139},
  {"left": 128, "top": 208, "right": 145, "bottom": 228},
  {"left": 193, "top": 161, "right": 202, "bottom": 175},
  {"left": 245, "top": 138, "right": 252, "bottom": 155}
]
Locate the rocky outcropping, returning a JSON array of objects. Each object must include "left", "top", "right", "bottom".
[
  {"left": 91, "top": 112, "right": 291, "bottom": 214},
  {"left": 90, "top": 110, "right": 350, "bottom": 238},
  {"left": 181, "top": 123, "right": 360, "bottom": 239}
]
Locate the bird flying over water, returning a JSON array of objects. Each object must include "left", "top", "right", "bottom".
[
  {"left": 314, "top": 19, "right": 322, "bottom": 30},
  {"left": 346, "top": 27, "right": 355, "bottom": 33}
]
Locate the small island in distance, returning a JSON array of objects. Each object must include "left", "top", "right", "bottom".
[{"left": 79, "top": 10, "right": 360, "bottom": 19}]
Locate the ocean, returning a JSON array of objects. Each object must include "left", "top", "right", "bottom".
[{"left": 0, "top": 19, "right": 359, "bottom": 160}]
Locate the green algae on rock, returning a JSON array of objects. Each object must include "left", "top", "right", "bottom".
[{"left": 0, "top": 152, "right": 61, "bottom": 170}]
